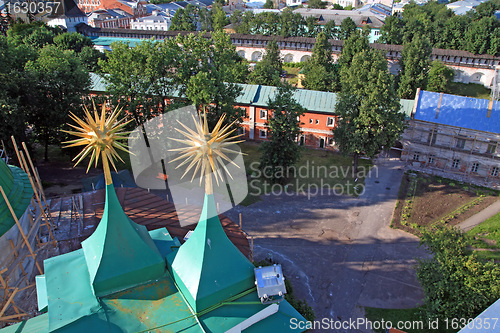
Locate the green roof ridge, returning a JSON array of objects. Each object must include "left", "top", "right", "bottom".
[
  {"left": 81, "top": 184, "right": 166, "bottom": 297},
  {"left": 0, "top": 159, "right": 33, "bottom": 236},
  {"left": 171, "top": 193, "right": 255, "bottom": 313}
]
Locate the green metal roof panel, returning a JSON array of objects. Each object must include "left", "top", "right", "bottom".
[
  {"left": 35, "top": 275, "right": 47, "bottom": 312},
  {"left": 199, "top": 293, "right": 306, "bottom": 332},
  {"left": 44, "top": 248, "right": 100, "bottom": 331},
  {"left": 171, "top": 194, "right": 255, "bottom": 313},
  {"left": 400, "top": 98, "right": 414, "bottom": 119},
  {"left": 81, "top": 184, "right": 165, "bottom": 297},
  {"left": 90, "top": 36, "right": 144, "bottom": 48},
  {"left": 89, "top": 72, "right": 108, "bottom": 93},
  {"left": 0, "top": 161, "right": 33, "bottom": 236},
  {"left": 236, "top": 83, "right": 260, "bottom": 104},
  {"left": 0, "top": 313, "right": 49, "bottom": 333}
]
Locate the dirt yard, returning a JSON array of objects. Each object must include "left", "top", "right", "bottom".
[{"left": 392, "top": 172, "right": 499, "bottom": 234}]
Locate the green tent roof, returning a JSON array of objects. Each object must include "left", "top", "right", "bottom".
[
  {"left": 0, "top": 159, "right": 33, "bottom": 236},
  {"left": 170, "top": 194, "right": 255, "bottom": 313},
  {"left": 81, "top": 184, "right": 166, "bottom": 297}
]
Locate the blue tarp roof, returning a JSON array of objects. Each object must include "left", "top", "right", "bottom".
[{"left": 414, "top": 90, "right": 500, "bottom": 134}]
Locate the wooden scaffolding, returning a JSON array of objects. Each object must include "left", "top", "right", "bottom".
[{"left": 0, "top": 138, "right": 57, "bottom": 324}]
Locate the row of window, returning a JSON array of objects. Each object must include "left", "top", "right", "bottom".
[
  {"left": 258, "top": 110, "right": 335, "bottom": 127},
  {"left": 255, "top": 128, "right": 335, "bottom": 147},
  {"left": 412, "top": 153, "right": 500, "bottom": 176},
  {"left": 427, "top": 133, "right": 497, "bottom": 154}
]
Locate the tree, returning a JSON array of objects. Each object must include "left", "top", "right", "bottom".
[
  {"left": 339, "top": 17, "right": 357, "bottom": 40},
  {"left": 100, "top": 40, "right": 176, "bottom": 127},
  {"left": 302, "top": 32, "right": 339, "bottom": 91},
  {"left": 338, "top": 32, "right": 369, "bottom": 72},
  {"left": 379, "top": 15, "right": 403, "bottom": 45},
  {"left": 24, "top": 45, "right": 90, "bottom": 160},
  {"left": 259, "top": 83, "right": 306, "bottom": 184},
  {"left": 308, "top": 0, "right": 327, "bottom": 9},
  {"left": 169, "top": 4, "right": 198, "bottom": 31},
  {"left": 211, "top": 3, "right": 229, "bottom": 31},
  {"left": 174, "top": 31, "right": 245, "bottom": 131},
  {"left": 334, "top": 49, "right": 404, "bottom": 173},
  {"left": 264, "top": 0, "right": 274, "bottom": 9},
  {"left": 464, "top": 16, "right": 498, "bottom": 55},
  {"left": 249, "top": 39, "right": 282, "bottom": 86},
  {"left": 398, "top": 34, "right": 432, "bottom": 99},
  {"left": 417, "top": 226, "right": 500, "bottom": 324},
  {"left": 426, "top": 60, "right": 454, "bottom": 93}
]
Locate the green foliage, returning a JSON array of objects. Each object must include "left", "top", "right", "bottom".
[
  {"left": 259, "top": 83, "right": 306, "bottom": 184},
  {"left": 377, "top": 0, "right": 500, "bottom": 56},
  {"left": 338, "top": 32, "right": 369, "bottom": 69},
  {"left": 174, "top": 31, "right": 246, "bottom": 131},
  {"left": 249, "top": 39, "right": 282, "bottom": 86},
  {"left": 426, "top": 60, "right": 454, "bottom": 93},
  {"left": 263, "top": 0, "right": 274, "bottom": 9},
  {"left": 302, "top": 32, "right": 339, "bottom": 92},
  {"left": 308, "top": 0, "right": 327, "bottom": 9},
  {"left": 24, "top": 45, "right": 90, "bottom": 160},
  {"left": 398, "top": 34, "right": 432, "bottom": 99},
  {"left": 339, "top": 17, "right": 357, "bottom": 40},
  {"left": 335, "top": 49, "right": 404, "bottom": 172},
  {"left": 417, "top": 226, "right": 500, "bottom": 324},
  {"left": 211, "top": 3, "right": 229, "bottom": 31},
  {"left": 379, "top": 15, "right": 403, "bottom": 45},
  {"left": 169, "top": 4, "right": 198, "bottom": 31}
]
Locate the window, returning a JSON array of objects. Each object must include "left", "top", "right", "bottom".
[
  {"left": 471, "top": 162, "right": 479, "bottom": 173},
  {"left": 491, "top": 166, "right": 499, "bottom": 177},
  {"left": 428, "top": 155, "right": 435, "bottom": 164},
  {"left": 452, "top": 159, "right": 460, "bottom": 168},
  {"left": 328, "top": 138, "right": 335, "bottom": 146},
  {"left": 427, "top": 132, "right": 437, "bottom": 145},
  {"left": 309, "top": 119, "right": 313, "bottom": 124},
  {"left": 259, "top": 129, "right": 267, "bottom": 138},
  {"left": 456, "top": 138, "right": 466, "bottom": 149},
  {"left": 487, "top": 143, "right": 497, "bottom": 154},
  {"left": 315, "top": 119, "right": 319, "bottom": 124},
  {"left": 413, "top": 153, "right": 419, "bottom": 161},
  {"left": 260, "top": 110, "right": 267, "bottom": 119},
  {"left": 327, "top": 117, "right": 335, "bottom": 127},
  {"left": 374, "top": 30, "right": 380, "bottom": 36}
]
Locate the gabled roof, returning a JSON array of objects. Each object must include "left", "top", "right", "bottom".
[
  {"left": 50, "top": 0, "right": 86, "bottom": 17},
  {"left": 293, "top": 8, "right": 385, "bottom": 28},
  {"left": 414, "top": 90, "right": 500, "bottom": 134}
]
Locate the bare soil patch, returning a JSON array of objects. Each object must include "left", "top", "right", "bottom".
[{"left": 392, "top": 172, "right": 499, "bottom": 235}]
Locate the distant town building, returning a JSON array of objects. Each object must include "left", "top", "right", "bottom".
[
  {"left": 293, "top": 8, "right": 384, "bottom": 42},
  {"left": 77, "top": 0, "right": 147, "bottom": 18},
  {"left": 46, "top": 0, "right": 88, "bottom": 32},
  {"left": 88, "top": 8, "right": 132, "bottom": 29},
  {"left": 446, "top": 0, "right": 486, "bottom": 15},
  {"left": 130, "top": 10, "right": 171, "bottom": 31}
]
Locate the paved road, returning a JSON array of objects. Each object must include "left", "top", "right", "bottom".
[{"left": 225, "top": 158, "right": 429, "bottom": 332}]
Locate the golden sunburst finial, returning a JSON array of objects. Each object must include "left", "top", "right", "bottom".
[
  {"left": 169, "top": 112, "right": 243, "bottom": 195},
  {"left": 62, "top": 102, "right": 132, "bottom": 186}
]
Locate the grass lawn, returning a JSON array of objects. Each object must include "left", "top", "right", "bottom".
[
  {"left": 447, "top": 82, "right": 491, "bottom": 100},
  {"left": 468, "top": 212, "right": 500, "bottom": 261},
  {"left": 364, "top": 307, "right": 456, "bottom": 333},
  {"left": 392, "top": 172, "right": 499, "bottom": 234},
  {"left": 240, "top": 141, "right": 372, "bottom": 206}
]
